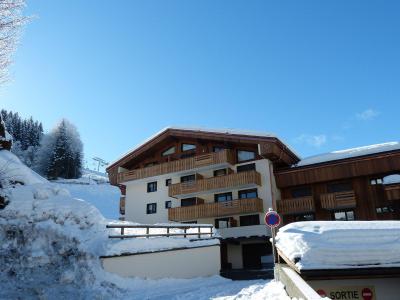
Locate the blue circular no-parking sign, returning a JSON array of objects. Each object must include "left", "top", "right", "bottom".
[{"left": 265, "top": 210, "right": 281, "bottom": 228}]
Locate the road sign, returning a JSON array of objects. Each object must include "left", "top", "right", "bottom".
[{"left": 265, "top": 210, "right": 281, "bottom": 228}]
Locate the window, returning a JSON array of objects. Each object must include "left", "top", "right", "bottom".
[
  {"left": 145, "top": 162, "right": 158, "bottom": 167},
  {"left": 376, "top": 206, "right": 395, "bottom": 214},
  {"left": 327, "top": 182, "right": 352, "bottom": 193},
  {"left": 213, "top": 146, "right": 226, "bottom": 153},
  {"left": 165, "top": 178, "right": 172, "bottom": 186},
  {"left": 334, "top": 210, "right": 355, "bottom": 221},
  {"left": 146, "top": 203, "right": 157, "bottom": 214},
  {"left": 239, "top": 188, "right": 258, "bottom": 199},
  {"left": 214, "top": 168, "right": 227, "bottom": 177},
  {"left": 237, "top": 150, "right": 256, "bottom": 162},
  {"left": 162, "top": 146, "right": 175, "bottom": 156},
  {"left": 165, "top": 201, "right": 172, "bottom": 209},
  {"left": 214, "top": 192, "right": 232, "bottom": 203},
  {"left": 181, "top": 220, "right": 198, "bottom": 224},
  {"left": 237, "top": 163, "right": 256, "bottom": 173},
  {"left": 215, "top": 217, "right": 230, "bottom": 229},
  {"left": 181, "top": 197, "right": 197, "bottom": 207},
  {"left": 181, "top": 143, "right": 196, "bottom": 152},
  {"left": 291, "top": 186, "right": 312, "bottom": 198},
  {"left": 240, "top": 215, "right": 260, "bottom": 226},
  {"left": 147, "top": 181, "right": 157, "bottom": 193},
  {"left": 294, "top": 214, "right": 315, "bottom": 222},
  {"left": 181, "top": 174, "right": 195, "bottom": 183},
  {"left": 370, "top": 178, "right": 383, "bottom": 185}
]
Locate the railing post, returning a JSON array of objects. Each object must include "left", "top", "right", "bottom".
[
  {"left": 146, "top": 227, "right": 149, "bottom": 238},
  {"left": 167, "top": 227, "right": 170, "bottom": 237},
  {"left": 121, "top": 227, "right": 124, "bottom": 240},
  {"left": 184, "top": 228, "right": 187, "bottom": 238},
  {"left": 210, "top": 226, "right": 213, "bottom": 237},
  {"left": 198, "top": 226, "right": 201, "bottom": 238}
]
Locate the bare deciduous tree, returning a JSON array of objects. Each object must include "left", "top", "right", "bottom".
[{"left": 0, "top": 0, "right": 26, "bottom": 83}]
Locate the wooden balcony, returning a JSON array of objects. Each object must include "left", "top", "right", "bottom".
[
  {"left": 320, "top": 191, "right": 357, "bottom": 210},
  {"left": 277, "top": 196, "right": 315, "bottom": 215},
  {"left": 168, "top": 170, "right": 261, "bottom": 198},
  {"left": 385, "top": 184, "right": 400, "bottom": 201},
  {"left": 168, "top": 198, "right": 263, "bottom": 221},
  {"left": 117, "top": 149, "right": 235, "bottom": 183}
]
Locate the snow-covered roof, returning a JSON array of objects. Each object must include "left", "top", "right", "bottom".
[
  {"left": 296, "top": 142, "right": 400, "bottom": 167},
  {"left": 276, "top": 221, "right": 400, "bottom": 270},
  {"left": 109, "top": 126, "right": 299, "bottom": 167},
  {"left": 383, "top": 174, "right": 400, "bottom": 185}
]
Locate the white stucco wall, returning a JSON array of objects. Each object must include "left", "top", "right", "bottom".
[
  {"left": 125, "top": 174, "right": 177, "bottom": 224},
  {"left": 101, "top": 245, "right": 221, "bottom": 279}
]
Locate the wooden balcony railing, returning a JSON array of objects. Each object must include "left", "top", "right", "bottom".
[
  {"left": 277, "top": 196, "right": 315, "bottom": 215},
  {"left": 385, "top": 184, "right": 400, "bottom": 201},
  {"left": 168, "top": 170, "right": 261, "bottom": 197},
  {"left": 117, "top": 149, "right": 235, "bottom": 183},
  {"left": 168, "top": 198, "right": 263, "bottom": 221},
  {"left": 320, "top": 191, "right": 357, "bottom": 210}
]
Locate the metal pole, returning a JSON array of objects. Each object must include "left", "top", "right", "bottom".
[{"left": 271, "top": 226, "right": 277, "bottom": 264}]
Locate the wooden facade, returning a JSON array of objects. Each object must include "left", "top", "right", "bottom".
[
  {"left": 275, "top": 150, "right": 400, "bottom": 224},
  {"left": 168, "top": 198, "right": 263, "bottom": 221},
  {"left": 277, "top": 196, "right": 315, "bottom": 215},
  {"left": 168, "top": 170, "right": 261, "bottom": 198},
  {"left": 117, "top": 150, "right": 235, "bottom": 184}
]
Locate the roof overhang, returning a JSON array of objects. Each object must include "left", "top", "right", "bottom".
[{"left": 107, "top": 127, "right": 300, "bottom": 172}]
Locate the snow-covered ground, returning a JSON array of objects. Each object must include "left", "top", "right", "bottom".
[
  {"left": 0, "top": 150, "right": 289, "bottom": 299},
  {"left": 52, "top": 170, "right": 121, "bottom": 220},
  {"left": 276, "top": 221, "right": 400, "bottom": 270}
]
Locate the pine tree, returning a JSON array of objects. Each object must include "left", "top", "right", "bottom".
[
  {"left": 35, "top": 119, "right": 83, "bottom": 179},
  {"left": 1, "top": 109, "right": 44, "bottom": 166}
]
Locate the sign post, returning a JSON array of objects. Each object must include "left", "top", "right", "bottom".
[{"left": 265, "top": 208, "right": 281, "bottom": 264}]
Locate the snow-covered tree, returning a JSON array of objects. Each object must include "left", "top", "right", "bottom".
[
  {"left": 0, "top": 0, "right": 27, "bottom": 83},
  {"left": 1, "top": 109, "right": 44, "bottom": 166},
  {"left": 35, "top": 119, "right": 83, "bottom": 179}
]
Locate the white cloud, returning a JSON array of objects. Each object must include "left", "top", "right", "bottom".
[
  {"left": 356, "top": 109, "right": 380, "bottom": 121},
  {"left": 294, "top": 134, "right": 327, "bottom": 147}
]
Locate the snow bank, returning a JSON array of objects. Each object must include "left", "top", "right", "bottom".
[
  {"left": 383, "top": 174, "right": 400, "bottom": 185},
  {"left": 52, "top": 177, "right": 120, "bottom": 219},
  {"left": 275, "top": 221, "right": 400, "bottom": 270},
  {"left": 0, "top": 151, "right": 249, "bottom": 299},
  {"left": 0, "top": 150, "right": 45, "bottom": 185},
  {"left": 296, "top": 141, "right": 400, "bottom": 167}
]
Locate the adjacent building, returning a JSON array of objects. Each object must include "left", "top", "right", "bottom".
[
  {"left": 275, "top": 142, "right": 400, "bottom": 224},
  {"left": 107, "top": 127, "right": 400, "bottom": 271}
]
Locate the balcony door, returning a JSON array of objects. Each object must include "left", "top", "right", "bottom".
[{"left": 214, "top": 192, "right": 233, "bottom": 203}]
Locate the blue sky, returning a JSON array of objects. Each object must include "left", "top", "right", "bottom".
[{"left": 1, "top": 0, "right": 399, "bottom": 169}]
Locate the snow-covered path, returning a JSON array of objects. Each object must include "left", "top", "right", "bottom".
[{"left": 108, "top": 276, "right": 288, "bottom": 300}]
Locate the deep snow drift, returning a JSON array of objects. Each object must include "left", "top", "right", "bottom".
[
  {"left": 52, "top": 170, "right": 121, "bottom": 220},
  {"left": 276, "top": 221, "right": 400, "bottom": 270},
  {"left": 0, "top": 150, "right": 288, "bottom": 299}
]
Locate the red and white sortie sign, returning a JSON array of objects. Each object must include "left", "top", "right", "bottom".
[{"left": 264, "top": 210, "right": 281, "bottom": 228}]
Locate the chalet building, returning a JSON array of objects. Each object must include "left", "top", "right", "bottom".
[
  {"left": 106, "top": 127, "right": 299, "bottom": 270},
  {"left": 107, "top": 127, "right": 400, "bottom": 271},
  {"left": 275, "top": 142, "right": 400, "bottom": 224}
]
